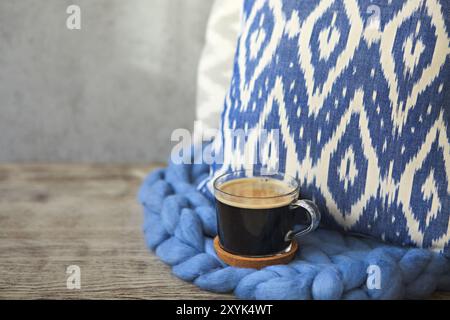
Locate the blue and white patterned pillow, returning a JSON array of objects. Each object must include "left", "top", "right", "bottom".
[{"left": 200, "top": 0, "right": 450, "bottom": 255}]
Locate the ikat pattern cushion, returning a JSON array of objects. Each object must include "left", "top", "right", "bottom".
[{"left": 200, "top": 0, "right": 450, "bottom": 255}]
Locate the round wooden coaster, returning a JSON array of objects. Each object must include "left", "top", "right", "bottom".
[{"left": 213, "top": 236, "right": 298, "bottom": 269}]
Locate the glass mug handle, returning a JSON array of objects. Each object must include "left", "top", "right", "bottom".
[{"left": 285, "top": 199, "right": 321, "bottom": 241}]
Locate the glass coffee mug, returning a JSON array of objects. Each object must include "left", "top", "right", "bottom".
[{"left": 213, "top": 170, "right": 321, "bottom": 256}]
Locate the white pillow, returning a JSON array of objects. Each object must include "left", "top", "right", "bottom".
[{"left": 194, "top": 0, "right": 242, "bottom": 140}]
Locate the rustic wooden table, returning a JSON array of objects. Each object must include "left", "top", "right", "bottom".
[{"left": 0, "top": 164, "right": 448, "bottom": 300}]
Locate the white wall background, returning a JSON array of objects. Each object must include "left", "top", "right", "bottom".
[{"left": 0, "top": 0, "right": 213, "bottom": 163}]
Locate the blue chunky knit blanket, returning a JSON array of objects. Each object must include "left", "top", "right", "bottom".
[{"left": 138, "top": 160, "right": 450, "bottom": 300}]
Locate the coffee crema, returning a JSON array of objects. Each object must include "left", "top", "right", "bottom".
[{"left": 215, "top": 177, "right": 297, "bottom": 209}]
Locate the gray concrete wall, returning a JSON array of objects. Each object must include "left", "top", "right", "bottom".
[{"left": 0, "top": 0, "right": 212, "bottom": 163}]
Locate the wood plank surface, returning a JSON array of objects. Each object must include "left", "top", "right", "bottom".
[
  {"left": 0, "top": 164, "right": 447, "bottom": 300},
  {"left": 0, "top": 164, "right": 232, "bottom": 299}
]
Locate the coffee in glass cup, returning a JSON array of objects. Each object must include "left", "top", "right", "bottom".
[{"left": 213, "top": 170, "right": 321, "bottom": 257}]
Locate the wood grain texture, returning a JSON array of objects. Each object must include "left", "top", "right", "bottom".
[
  {"left": 0, "top": 164, "right": 232, "bottom": 300},
  {"left": 0, "top": 164, "right": 447, "bottom": 300}
]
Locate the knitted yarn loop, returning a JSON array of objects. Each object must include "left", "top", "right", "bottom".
[{"left": 138, "top": 160, "right": 450, "bottom": 300}]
